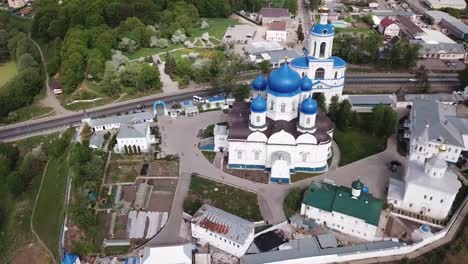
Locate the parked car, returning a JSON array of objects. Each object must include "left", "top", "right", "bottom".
[{"left": 408, "top": 78, "right": 417, "bottom": 82}]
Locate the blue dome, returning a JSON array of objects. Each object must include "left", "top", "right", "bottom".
[
  {"left": 250, "top": 95, "right": 267, "bottom": 113},
  {"left": 310, "top": 23, "right": 334, "bottom": 35},
  {"left": 300, "top": 96, "right": 318, "bottom": 115},
  {"left": 267, "top": 63, "right": 301, "bottom": 95},
  {"left": 421, "top": 224, "right": 430, "bottom": 233},
  {"left": 252, "top": 74, "right": 267, "bottom": 91},
  {"left": 300, "top": 75, "right": 313, "bottom": 91}
]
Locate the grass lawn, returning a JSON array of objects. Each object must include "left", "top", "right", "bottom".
[
  {"left": 33, "top": 152, "right": 70, "bottom": 262},
  {"left": 335, "top": 27, "right": 376, "bottom": 36},
  {"left": 184, "top": 175, "right": 262, "bottom": 221},
  {"left": 334, "top": 129, "right": 386, "bottom": 166},
  {"left": 160, "top": 47, "right": 224, "bottom": 61},
  {"left": 202, "top": 151, "right": 216, "bottom": 163},
  {"left": 126, "top": 18, "right": 237, "bottom": 60},
  {"left": 0, "top": 61, "right": 18, "bottom": 87},
  {"left": 291, "top": 172, "right": 321, "bottom": 183},
  {"left": 107, "top": 161, "right": 141, "bottom": 183}
]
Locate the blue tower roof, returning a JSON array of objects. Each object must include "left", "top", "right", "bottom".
[
  {"left": 250, "top": 95, "right": 267, "bottom": 113},
  {"left": 267, "top": 63, "right": 301, "bottom": 95},
  {"left": 300, "top": 75, "right": 313, "bottom": 91},
  {"left": 300, "top": 96, "right": 318, "bottom": 115},
  {"left": 310, "top": 23, "right": 334, "bottom": 36},
  {"left": 251, "top": 74, "right": 267, "bottom": 91}
]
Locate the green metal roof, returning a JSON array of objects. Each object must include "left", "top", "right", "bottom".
[{"left": 302, "top": 182, "right": 384, "bottom": 226}]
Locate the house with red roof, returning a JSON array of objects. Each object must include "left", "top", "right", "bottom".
[{"left": 379, "top": 17, "right": 400, "bottom": 39}]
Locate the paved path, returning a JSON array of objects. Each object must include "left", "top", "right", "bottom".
[
  {"left": 29, "top": 35, "right": 69, "bottom": 115},
  {"left": 147, "top": 111, "right": 403, "bottom": 246},
  {"left": 329, "top": 140, "right": 340, "bottom": 170},
  {"left": 157, "top": 63, "right": 179, "bottom": 94}
]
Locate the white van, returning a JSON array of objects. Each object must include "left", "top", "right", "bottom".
[{"left": 193, "top": 95, "right": 205, "bottom": 103}]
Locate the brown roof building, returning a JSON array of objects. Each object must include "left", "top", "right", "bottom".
[{"left": 258, "top": 8, "right": 290, "bottom": 24}]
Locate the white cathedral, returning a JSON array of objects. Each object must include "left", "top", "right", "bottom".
[
  {"left": 387, "top": 124, "right": 462, "bottom": 220},
  {"left": 226, "top": 8, "right": 344, "bottom": 183}
]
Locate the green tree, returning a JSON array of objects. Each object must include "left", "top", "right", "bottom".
[
  {"left": 316, "top": 93, "right": 326, "bottom": 111},
  {"left": 87, "top": 49, "right": 106, "bottom": 81},
  {"left": 297, "top": 24, "right": 305, "bottom": 43},
  {"left": 415, "top": 65, "right": 430, "bottom": 93},
  {"left": 285, "top": 187, "right": 303, "bottom": 217},
  {"left": 327, "top": 95, "right": 340, "bottom": 122},
  {"left": 233, "top": 84, "right": 250, "bottom": 102},
  {"left": 286, "top": 0, "right": 298, "bottom": 15},
  {"left": 309, "top": 0, "right": 321, "bottom": 10},
  {"left": 7, "top": 172, "right": 24, "bottom": 196},
  {"left": 258, "top": 60, "right": 272, "bottom": 74},
  {"left": 164, "top": 52, "right": 177, "bottom": 76},
  {"left": 336, "top": 100, "right": 352, "bottom": 131},
  {"left": 459, "top": 67, "right": 468, "bottom": 88},
  {"left": 61, "top": 52, "right": 85, "bottom": 93},
  {"left": 0, "top": 29, "right": 10, "bottom": 63}
]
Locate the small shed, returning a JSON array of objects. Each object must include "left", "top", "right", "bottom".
[{"left": 50, "top": 78, "right": 63, "bottom": 95}]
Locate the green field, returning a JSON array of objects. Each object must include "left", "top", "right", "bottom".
[
  {"left": 33, "top": 151, "right": 70, "bottom": 262},
  {"left": 334, "top": 130, "right": 386, "bottom": 166},
  {"left": 184, "top": 175, "right": 262, "bottom": 221},
  {"left": 0, "top": 61, "right": 18, "bottom": 87}
]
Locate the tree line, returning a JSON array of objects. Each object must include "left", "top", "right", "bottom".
[
  {"left": 327, "top": 95, "right": 398, "bottom": 137},
  {"left": 0, "top": 24, "right": 44, "bottom": 120},
  {"left": 334, "top": 32, "right": 419, "bottom": 69}
]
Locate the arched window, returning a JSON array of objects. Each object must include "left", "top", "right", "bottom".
[
  {"left": 320, "top": 42, "right": 326, "bottom": 57},
  {"left": 254, "top": 150, "right": 261, "bottom": 160},
  {"left": 334, "top": 71, "right": 338, "bottom": 79},
  {"left": 306, "top": 117, "right": 311, "bottom": 125},
  {"left": 302, "top": 152, "right": 308, "bottom": 162},
  {"left": 419, "top": 146, "right": 423, "bottom": 152},
  {"left": 270, "top": 101, "right": 275, "bottom": 110},
  {"left": 315, "top": 68, "right": 325, "bottom": 79},
  {"left": 302, "top": 72, "right": 305, "bottom": 77},
  {"left": 280, "top": 103, "right": 286, "bottom": 113},
  {"left": 313, "top": 41, "right": 317, "bottom": 56},
  {"left": 292, "top": 100, "right": 297, "bottom": 111},
  {"left": 237, "top": 150, "right": 243, "bottom": 160},
  {"left": 256, "top": 115, "right": 260, "bottom": 123}
]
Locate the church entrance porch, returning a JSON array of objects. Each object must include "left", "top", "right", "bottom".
[{"left": 270, "top": 151, "right": 292, "bottom": 184}]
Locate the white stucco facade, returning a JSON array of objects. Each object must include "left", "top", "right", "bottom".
[
  {"left": 289, "top": 9, "right": 347, "bottom": 106},
  {"left": 388, "top": 124, "right": 462, "bottom": 220},
  {"left": 301, "top": 204, "right": 378, "bottom": 240},
  {"left": 266, "top": 29, "right": 287, "bottom": 42},
  {"left": 115, "top": 123, "right": 157, "bottom": 154},
  {"left": 191, "top": 204, "right": 255, "bottom": 258}
]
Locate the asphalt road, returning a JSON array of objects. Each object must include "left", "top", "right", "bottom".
[
  {"left": 0, "top": 74, "right": 461, "bottom": 141},
  {"left": 0, "top": 90, "right": 211, "bottom": 141}
]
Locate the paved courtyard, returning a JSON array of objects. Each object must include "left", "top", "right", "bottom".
[{"left": 146, "top": 110, "right": 405, "bottom": 246}]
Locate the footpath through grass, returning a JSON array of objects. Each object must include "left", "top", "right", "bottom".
[
  {"left": 334, "top": 129, "right": 386, "bottom": 166},
  {"left": 184, "top": 175, "right": 262, "bottom": 221},
  {"left": 0, "top": 61, "right": 18, "bottom": 87}
]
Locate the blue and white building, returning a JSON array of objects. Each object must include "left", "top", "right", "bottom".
[
  {"left": 227, "top": 63, "right": 335, "bottom": 183},
  {"left": 289, "top": 7, "right": 347, "bottom": 105},
  {"left": 226, "top": 8, "right": 339, "bottom": 183}
]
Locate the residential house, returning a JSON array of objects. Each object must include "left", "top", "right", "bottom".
[
  {"left": 7, "top": 0, "right": 25, "bottom": 8},
  {"left": 343, "top": 94, "right": 397, "bottom": 113},
  {"left": 266, "top": 21, "right": 287, "bottom": 42},
  {"left": 410, "top": 28, "right": 466, "bottom": 60},
  {"left": 379, "top": 17, "right": 400, "bottom": 39},
  {"left": 258, "top": 8, "right": 290, "bottom": 25},
  {"left": 424, "top": 11, "right": 468, "bottom": 41},
  {"left": 396, "top": 16, "right": 424, "bottom": 39},
  {"left": 50, "top": 79, "right": 63, "bottom": 95},
  {"left": 191, "top": 204, "right": 255, "bottom": 257}
]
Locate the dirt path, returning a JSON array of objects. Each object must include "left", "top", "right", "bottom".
[
  {"left": 29, "top": 35, "right": 70, "bottom": 115},
  {"left": 30, "top": 159, "right": 57, "bottom": 264}
]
